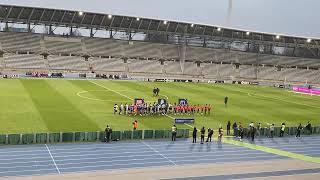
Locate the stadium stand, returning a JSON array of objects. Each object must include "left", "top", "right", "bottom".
[
  {"left": 3, "top": 53, "right": 45, "bottom": 69},
  {"left": 0, "top": 32, "right": 41, "bottom": 53},
  {"left": 48, "top": 55, "right": 87, "bottom": 71},
  {"left": 0, "top": 31, "right": 320, "bottom": 83},
  {"left": 91, "top": 57, "right": 125, "bottom": 72}
]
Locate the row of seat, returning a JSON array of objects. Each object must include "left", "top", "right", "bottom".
[
  {"left": 1, "top": 32, "right": 320, "bottom": 67},
  {"left": 2, "top": 53, "right": 320, "bottom": 83}
]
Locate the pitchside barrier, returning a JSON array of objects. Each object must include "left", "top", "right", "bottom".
[{"left": 0, "top": 129, "right": 190, "bottom": 145}]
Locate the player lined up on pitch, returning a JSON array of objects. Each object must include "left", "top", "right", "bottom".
[{"left": 113, "top": 103, "right": 213, "bottom": 116}]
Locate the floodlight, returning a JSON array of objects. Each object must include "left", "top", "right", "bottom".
[
  {"left": 217, "top": 27, "right": 221, "bottom": 31},
  {"left": 163, "top": 21, "right": 167, "bottom": 25},
  {"left": 276, "top": 35, "right": 280, "bottom": 39},
  {"left": 108, "top": 14, "right": 112, "bottom": 19},
  {"left": 78, "top": 11, "right": 83, "bottom": 16},
  {"left": 136, "top": 17, "right": 140, "bottom": 21},
  {"left": 191, "top": 24, "right": 194, "bottom": 27},
  {"left": 307, "top": 38, "right": 312, "bottom": 43},
  {"left": 246, "top": 32, "right": 250, "bottom": 35}
]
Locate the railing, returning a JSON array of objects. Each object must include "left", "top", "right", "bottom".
[
  {"left": 233, "top": 126, "right": 319, "bottom": 137},
  {"left": 0, "top": 129, "right": 190, "bottom": 145}
]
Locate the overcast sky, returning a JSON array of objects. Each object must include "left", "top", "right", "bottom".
[{"left": 1, "top": 0, "right": 319, "bottom": 38}]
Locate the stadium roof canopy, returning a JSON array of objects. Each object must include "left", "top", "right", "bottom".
[{"left": 0, "top": 4, "right": 319, "bottom": 51}]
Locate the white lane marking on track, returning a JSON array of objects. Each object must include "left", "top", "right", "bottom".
[
  {"left": 45, "top": 144, "right": 60, "bottom": 174},
  {"left": 90, "top": 81, "right": 133, "bottom": 100},
  {"left": 141, "top": 141, "right": 177, "bottom": 166}
]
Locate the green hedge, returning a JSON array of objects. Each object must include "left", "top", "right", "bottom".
[
  {"left": 22, "top": 134, "right": 34, "bottom": 144},
  {"left": 122, "top": 131, "right": 132, "bottom": 140},
  {"left": 133, "top": 130, "right": 143, "bottom": 139},
  {"left": 75, "top": 132, "right": 86, "bottom": 142},
  {"left": 36, "top": 133, "right": 47, "bottom": 143},
  {"left": 87, "top": 132, "right": 98, "bottom": 141},
  {"left": 155, "top": 130, "right": 165, "bottom": 139},
  {"left": 144, "top": 130, "right": 154, "bottom": 139},
  {"left": 8, "top": 134, "right": 20, "bottom": 144},
  {"left": 49, "top": 133, "right": 60, "bottom": 143},
  {"left": 0, "top": 135, "right": 6, "bottom": 144},
  {"left": 0, "top": 129, "right": 201, "bottom": 145},
  {"left": 111, "top": 131, "right": 121, "bottom": 140}
]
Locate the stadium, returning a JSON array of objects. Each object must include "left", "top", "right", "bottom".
[{"left": 0, "top": 1, "right": 320, "bottom": 179}]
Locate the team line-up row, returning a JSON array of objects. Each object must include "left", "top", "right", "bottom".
[{"left": 113, "top": 103, "right": 213, "bottom": 115}]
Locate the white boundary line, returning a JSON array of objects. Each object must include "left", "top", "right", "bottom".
[
  {"left": 90, "top": 81, "right": 133, "bottom": 100},
  {"left": 141, "top": 141, "right": 177, "bottom": 166},
  {"left": 45, "top": 144, "right": 60, "bottom": 174}
]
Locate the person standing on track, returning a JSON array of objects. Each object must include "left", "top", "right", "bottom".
[
  {"left": 280, "top": 123, "right": 285, "bottom": 137},
  {"left": 206, "top": 128, "right": 214, "bottom": 143},
  {"left": 105, "top": 125, "right": 112, "bottom": 143},
  {"left": 218, "top": 126, "right": 224, "bottom": 141},
  {"left": 296, "top": 123, "right": 303, "bottom": 138},
  {"left": 192, "top": 127, "right": 198, "bottom": 143},
  {"left": 200, "top": 127, "right": 205, "bottom": 144},
  {"left": 269, "top": 123, "right": 275, "bottom": 138},
  {"left": 171, "top": 125, "right": 177, "bottom": 141},
  {"left": 227, "top": 121, "right": 231, "bottom": 135},
  {"left": 233, "top": 121, "right": 238, "bottom": 137}
]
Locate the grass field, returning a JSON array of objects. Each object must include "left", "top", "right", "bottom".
[{"left": 0, "top": 78, "right": 319, "bottom": 134}]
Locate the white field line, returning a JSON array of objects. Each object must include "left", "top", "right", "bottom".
[
  {"left": 237, "top": 89, "right": 320, "bottom": 109},
  {"left": 91, "top": 80, "right": 190, "bottom": 127},
  {"left": 90, "top": 81, "right": 133, "bottom": 100},
  {"left": 45, "top": 144, "right": 60, "bottom": 174},
  {"left": 141, "top": 141, "right": 177, "bottom": 166}
]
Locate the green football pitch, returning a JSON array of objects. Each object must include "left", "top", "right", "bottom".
[{"left": 0, "top": 78, "right": 319, "bottom": 134}]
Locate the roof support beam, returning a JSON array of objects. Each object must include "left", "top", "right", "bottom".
[
  {"left": 48, "top": 10, "right": 56, "bottom": 24},
  {"left": 39, "top": 9, "right": 45, "bottom": 22},
  {"left": 5, "top": 7, "right": 13, "bottom": 21},
  {"left": 16, "top": 8, "right": 24, "bottom": 20},
  {"left": 27, "top": 8, "right": 35, "bottom": 23},
  {"left": 59, "top": 11, "right": 66, "bottom": 24},
  {"left": 90, "top": 14, "right": 96, "bottom": 26},
  {"left": 99, "top": 15, "right": 106, "bottom": 28}
]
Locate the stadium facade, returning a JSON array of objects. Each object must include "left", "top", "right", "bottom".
[{"left": 0, "top": 4, "right": 319, "bottom": 84}]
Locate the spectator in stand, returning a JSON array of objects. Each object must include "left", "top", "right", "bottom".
[
  {"left": 192, "top": 127, "right": 198, "bottom": 143},
  {"left": 296, "top": 123, "right": 303, "bottom": 138},
  {"left": 227, "top": 121, "right": 231, "bottom": 135}
]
